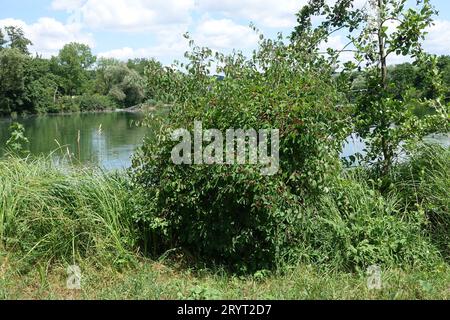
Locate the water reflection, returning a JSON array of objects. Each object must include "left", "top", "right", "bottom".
[
  {"left": 340, "top": 132, "right": 450, "bottom": 164},
  {"left": 0, "top": 112, "right": 148, "bottom": 170},
  {"left": 1, "top": 113, "right": 448, "bottom": 170}
]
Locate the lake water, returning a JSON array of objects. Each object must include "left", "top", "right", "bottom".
[
  {"left": 0, "top": 112, "right": 148, "bottom": 170},
  {"left": 0, "top": 112, "right": 449, "bottom": 170}
]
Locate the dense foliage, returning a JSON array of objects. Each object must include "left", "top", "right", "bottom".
[
  {"left": 389, "top": 144, "right": 450, "bottom": 261},
  {"left": 131, "top": 30, "right": 448, "bottom": 272},
  {"left": 0, "top": 0, "right": 448, "bottom": 279},
  {"left": 0, "top": 156, "right": 137, "bottom": 269},
  {"left": 131, "top": 35, "right": 348, "bottom": 271},
  {"left": 292, "top": 0, "right": 449, "bottom": 176},
  {"left": 128, "top": 1, "right": 449, "bottom": 273},
  {"left": 0, "top": 26, "right": 154, "bottom": 116},
  {"left": 95, "top": 58, "right": 146, "bottom": 108}
]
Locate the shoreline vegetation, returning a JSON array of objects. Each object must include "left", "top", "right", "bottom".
[
  {"left": 1, "top": 1, "right": 450, "bottom": 300},
  {"left": 0, "top": 144, "right": 449, "bottom": 299},
  {"left": 2, "top": 102, "right": 160, "bottom": 119},
  {"left": 0, "top": 26, "right": 163, "bottom": 117},
  {"left": 4, "top": 103, "right": 157, "bottom": 118}
]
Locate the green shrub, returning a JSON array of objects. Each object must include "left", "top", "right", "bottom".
[
  {"left": 5, "top": 122, "right": 29, "bottom": 155},
  {"left": 132, "top": 35, "right": 352, "bottom": 272},
  {"left": 54, "top": 96, "right": 80, "bottom": 113},
  {"left": 132, "top": 35, "right": 446, "bottom": 273},
  {"left": 77, "top": 94, "right": 117, "bottom": 111},
  {"left": 53, "top": 94, "right": 117, "bottom": 113}
]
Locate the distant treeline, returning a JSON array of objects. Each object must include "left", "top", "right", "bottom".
[
  {"left": 1, "top": 25, "right": 449, "bottom": 117},
  {"left": 350, "top": 56, "right": 450, "bottom": 106},
  {"left": 0, "top": 25, "right": 162, "bottom": 116}
]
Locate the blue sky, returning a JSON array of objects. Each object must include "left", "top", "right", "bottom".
[{"left": 1, "top": 0, "right": 449, "bottom": 65}]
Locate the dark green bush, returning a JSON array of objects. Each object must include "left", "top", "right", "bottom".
[
  {"left": 131, "top": 36, "right": 351, "bottom": 271},
  {"left": 132, "top": 35, "right": 445, "bottom": 273},
  {"left": 53, "top": 96, "right": 80, "bottom": 113},
  {"left": 77, "top": 94, "right": 117, "bottom": 111},
  {"left": 53, "top": 94, "right": 117, "bottom": 113}
]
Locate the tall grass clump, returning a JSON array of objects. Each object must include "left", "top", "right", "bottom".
[
  {"left": 297, "top": 172, "right": 441, "bottom": 271},
  {"left": 389, "top": 144, "right": 450, "bottom": 261},
  {"left": 0, "top": 156, "right": 138, "bottom": 269}
]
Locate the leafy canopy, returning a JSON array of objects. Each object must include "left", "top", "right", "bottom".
[
  {"left": 293, "top": 0, "right": 449, "bottom": 176},
  {"left": 51, "top": 42, "right": 97, "bottom": 96}
]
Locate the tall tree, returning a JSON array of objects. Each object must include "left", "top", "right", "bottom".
[
  {"left": 387, "top": 63, "right": 418, "bottom": 100},
  {"left": 96, "top": 63, "right": 145, "bottom": 107},
  {"left": 4, "top": 26, "right": 32, "bottom": 55},
  {"left": 52, "top": 43, "right": 96, "bottom": 95},
  {"left": 127, "top": 58, "right": 157, "bottom": 76},
  {"left": 0, "top": 29, "right": 6, "bottom": 50},
  {"left": 0, "top": 48, "right": 28, "bottom": 115},
  {"left": 293, "top": 0, "right": 448, "bottom": 176},
  {"left": 23, "top": 57, "right": 60, "bottom": 113}
]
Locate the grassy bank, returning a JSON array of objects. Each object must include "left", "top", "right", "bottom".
[
  {"left": 1, "top": 259, "right": 449, "bottom": 300},
  {"left": 0, "top": 146, "right": 449, "bottom": 300}
]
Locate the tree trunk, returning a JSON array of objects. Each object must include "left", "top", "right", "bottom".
[
  {"left": 377, "top": 0, "right": 391, "bottom": 175},
  {"left": 377, "top": 0, "right": 388, "bottom": 88}
]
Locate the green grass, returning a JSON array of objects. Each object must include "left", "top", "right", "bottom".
[
  {"left": 389, "top": 144, "right": 450, "bottom": 260},
  {"left": 0, "top": 155, "right": 138, "bottom": 270},
  {"left": 0, "top": 147, "right": 449, "bottom": 300},
  {"left": 1, "top": 257, "right": 449, "bottom": 300}
]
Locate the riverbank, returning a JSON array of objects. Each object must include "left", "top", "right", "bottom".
[
  {"left": 0, "top": 144, "right": 449, "bottom": 300},
  {"left": 1, "top": 103, "right": 157, "bottom": 119}
]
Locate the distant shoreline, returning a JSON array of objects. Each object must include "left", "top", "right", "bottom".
[{"left": 0, "top": 104, "right": 158, "bottom": 120}]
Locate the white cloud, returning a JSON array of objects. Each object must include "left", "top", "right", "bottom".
[
  {"left": 3, "top": 0, "right": 448, "bottom": 65},
  {"left": 52, "top": 0, "right": 195, "bottom": 33},
  {"left": 51, "top": 0, "right": 86, "bottom": 11},
  {"left": 98, "top": 47, "right": 137, "bottom": 60},
  {"left": 195, "top": 0, "right": 369, "bottom": 29},
  {"left": 98, "top": 41, "right": 188, "bottom": 64},
  {"left": 319, "top": 35, "right": 355, "bottom": 63},
  {"left": 0, "top": 17, "right": 94, "bottom": 57},
  {"left": 52, "top": 0, "right": 369, "bottom": 32},
  {"left": 98, "top": 17, "right": 258, "bottom": 64},
  {"left": 193, "top": 17, "right": 259, "bottom": 50},
  {"left": 196, "top": 0, "right": 306, "bottom": 28},
  {"left": 424, "top": 20, "right": 450, "bottom": 55}
]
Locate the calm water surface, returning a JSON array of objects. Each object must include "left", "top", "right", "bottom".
[
  {"left": 0, "top": 112, "right": 448, "bottom": 170},
  {"left": 0, "top": 112, "right": 148, "bottom": 170}
]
